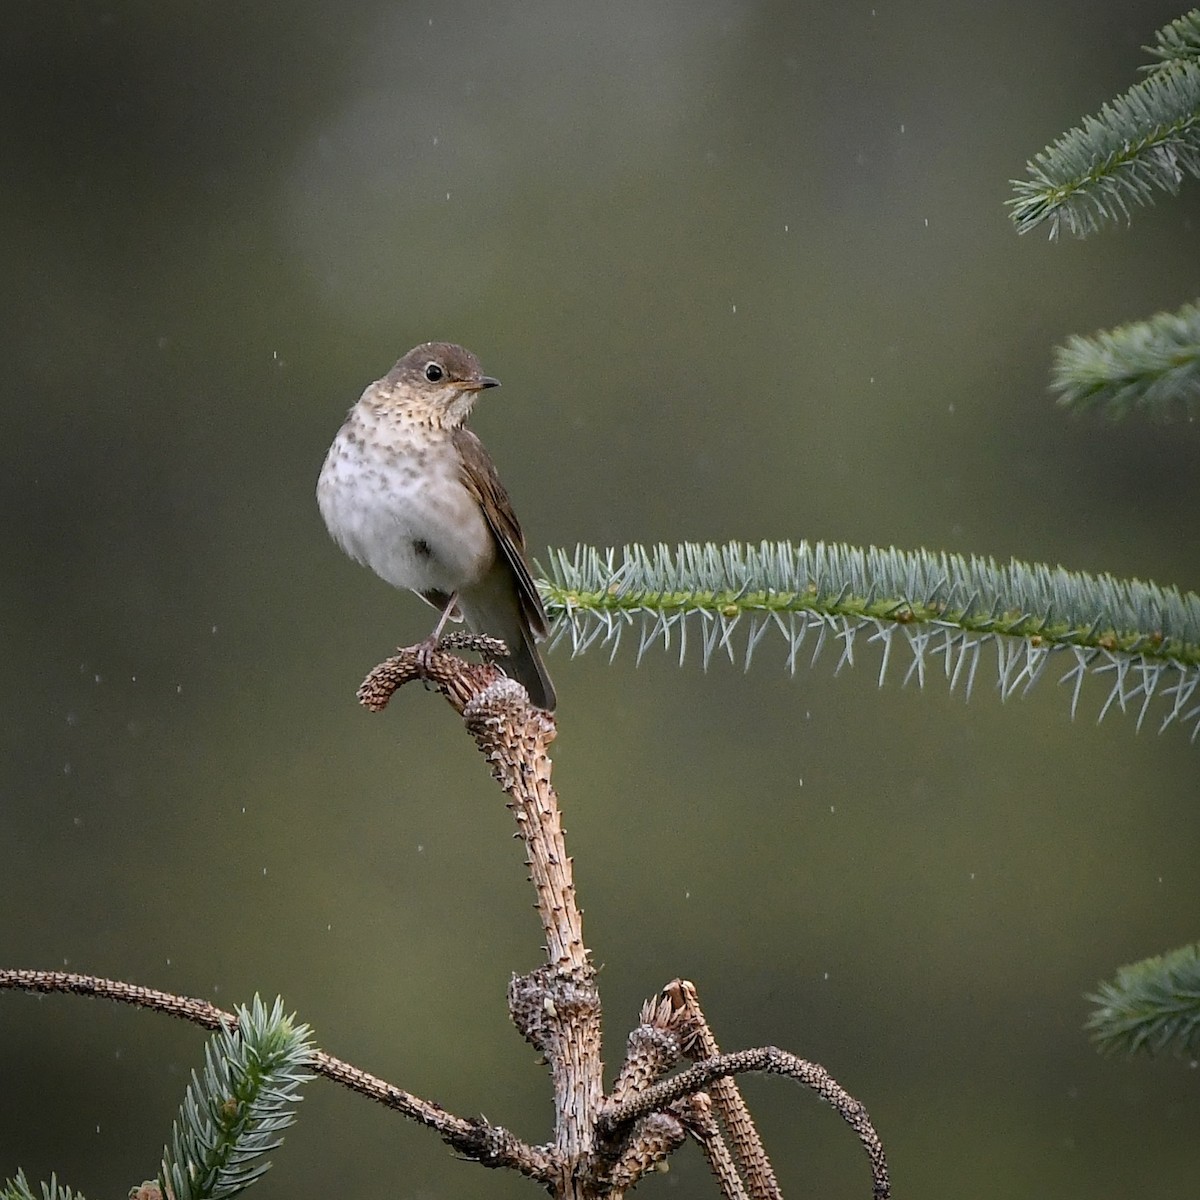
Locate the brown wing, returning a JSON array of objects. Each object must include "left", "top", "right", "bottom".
[{"left": 452, "top": 427, "right": 548, "bottom": 638}]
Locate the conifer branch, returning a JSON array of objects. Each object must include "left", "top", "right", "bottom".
[
  {"left": 1009, "top": 59, "right": 1200, "bottom": 238},
  {"left": 1087, "top": 943, "right": 1200, "bottom": 1056},
  {"left": 159, "top": 997, "right": 313, "bottom": 1200},
  {"left": 1, "top": 1173, "right": 84, "bottom": 1200},
  {"left": 539, "top": 542, "right": 1200, "bottom": 739},
  {"left": 1050, "top": 299, "right": 1200, "bottom": 419},
  {"left": 1144, "top": 9, "right": 1200, "bottom": 73}
]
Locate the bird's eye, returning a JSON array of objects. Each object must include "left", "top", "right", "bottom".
[{"left": 424, "top": 362, "right": 444, "bottom": 382}]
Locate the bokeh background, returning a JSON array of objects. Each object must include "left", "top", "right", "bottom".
[{"left": 3, "top": 2, "right": 1199, "bottom": 1197}]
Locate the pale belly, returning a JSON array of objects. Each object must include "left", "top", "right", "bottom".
[{"left": 317, "top": 432, "right": 495, "bottom": 596}]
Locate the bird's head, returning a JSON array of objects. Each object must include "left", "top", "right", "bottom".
[{"left": 386, "top": 341, "right": 500, "bottom": 427}]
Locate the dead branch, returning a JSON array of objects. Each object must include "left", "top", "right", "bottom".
[
  {"left": 671, "top": 980, "right": 781, "bottom": 1200},
  {"left": 599, "top": 1044, "right": 890, "bottom": 1200},
  {"left": 3, "top": 642, "right": 891, "bottom": 1200},
  {"left": 0, "top": 967, "right": 552, "bottom": 1184}
]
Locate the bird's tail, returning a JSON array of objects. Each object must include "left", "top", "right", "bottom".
[
  {"left": 501, "top": 623, "right": 556, "bottom": 712},
  {"left": 459, "top": 574, "right": 557, "bottom": 712}
]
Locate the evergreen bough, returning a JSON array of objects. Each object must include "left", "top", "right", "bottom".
[
  {"left": 1011, "top": 9, "right": 1200, "bottom": 420},
  {"left": 1088, "top": 943, "right": 1200, "bottom": 1056},
  {"left": 159, "top": 998, "right": 313, "bottom": 1200},
  {"left": 540, "top": 541, "right": 1200, "bottom": 739}
]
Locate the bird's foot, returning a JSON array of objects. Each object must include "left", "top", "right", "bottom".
[
  {"left": 412, "top": 632, "right": 511, "bottom": 692},
  {"left": 414, "top": 634, "right": 441, "bottom": 688}
]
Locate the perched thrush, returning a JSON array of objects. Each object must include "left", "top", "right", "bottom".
[{"left": 317, "top": 342, "right": 556, "bottom": 711}]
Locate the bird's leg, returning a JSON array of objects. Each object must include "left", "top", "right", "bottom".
[{"left": 416, "top": 592, "right": 459, "bottom": 679}]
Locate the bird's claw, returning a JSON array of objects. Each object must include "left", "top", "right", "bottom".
[
  {"left": 414, "top": 635, "right": 440, "bottom": 687},
  {"left": 412, "top": 632, "right": 511, "bottom": 692}
]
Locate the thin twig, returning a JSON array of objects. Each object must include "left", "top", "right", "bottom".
[
  {"left": 671, "top": 979, "right": 782, "bottom": 1200},
  {"left": 676, "top": 1091, "right": 750, "bottom": 1200},
  {"left": 0, "top": 968, "right": 553, "bottom": 1182},
  {"left": 606, "top": 1111, "right": 688, "bottom": 1192},
  {"left": 600, "top": 1045, "right": 890, "bottom": 1200}
]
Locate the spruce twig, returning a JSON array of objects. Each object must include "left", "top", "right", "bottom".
[
  {"left": 1087, "top": 943, "right": 1200, "bottom": 1056},
  {"left": 1050, "top": 299, "right": 1200, "bottom": 419},
  {"left": 159, "top": 998, "right": 312, "bottom": 1200},
  {"left": 1, "top": 1172, "right": 85, "bottom": 1200},
  {"left": 539, "top": 542, "right": 1200, "bottom": 740},
  {"left": 1144, "top": 9, "right": 1200, "bottom": 73},
  {"left": 1009, "top": 59, "right": 1200, "bottom": 238}
]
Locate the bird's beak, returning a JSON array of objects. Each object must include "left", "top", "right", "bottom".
[{"left": 461, "top": 375, "right": 500, "bottom": 391}]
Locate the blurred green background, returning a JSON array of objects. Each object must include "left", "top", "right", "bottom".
[{"left": 3, "top": 2, "right": 1199, "bottom": 1197}]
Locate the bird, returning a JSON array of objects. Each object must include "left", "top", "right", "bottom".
[{"left": 317, "top": 341, "right": 556, "bottom": 711}]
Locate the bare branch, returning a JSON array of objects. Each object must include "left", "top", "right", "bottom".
[
  {"left": 356, "top": 637, "right": 506, "bottom": 714},
  {"left": 0, "top": 969, "right": 231, "bottom": 1028},
  {"left": 677, "top": 1091, "right": 751, "bottom": 1200},
  {"left": 606, "top": 1111, "right": 688, "bottom": 1192},
  {"left": 5, "top": 644, "right": 892, "bottom": 1199},
  {"left": 359, "top": 646, "right": 605, "bottom": 1185},
  {"left": 671, "top": 979, "right": 782, "bottom": 1200},
  {"left": 0, "top": 968, "right": 552, "bottom": 1183},
  {"left": 599, "top": 1045, "right": 890, "bottom": 1200}
]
